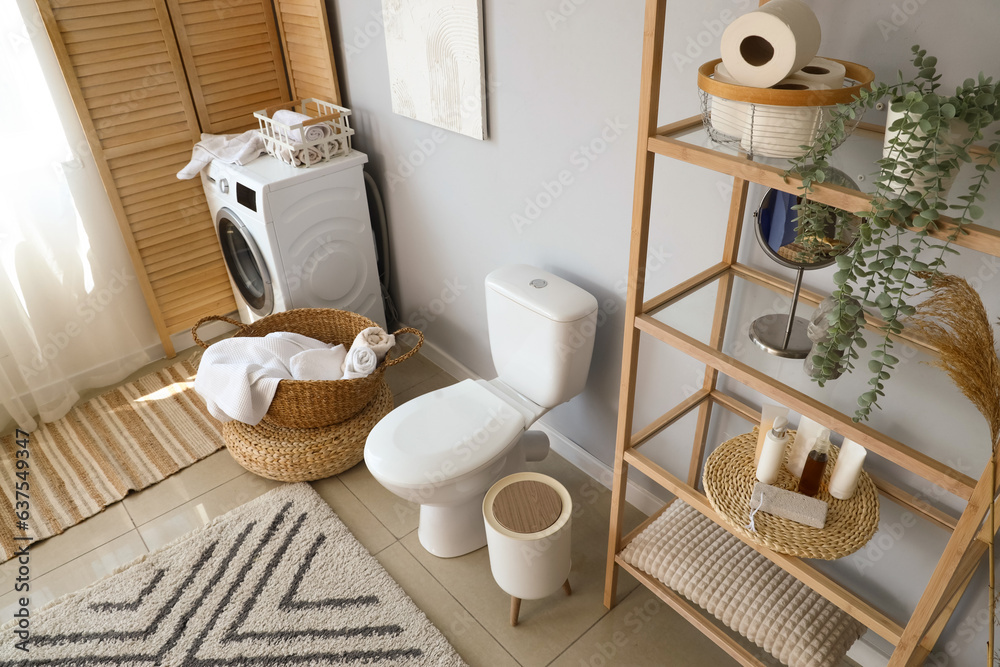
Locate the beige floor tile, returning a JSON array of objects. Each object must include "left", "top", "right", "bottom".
[
  {"left": 135, "top": 472, "right": 282, "bottom": 552},
  {"left": 394, "top": 372, "right": 456, "bottom": 405},
  {"left": 384, "top": 351, "right": 442, "bottom": 395},
  {"left": 375, "top": 542, "right": 519, "bottom": 667},
  {"left": 0, "top": 530, "right": 148, "bottom": 618},
  {"left": 310, "top": 474, "right": 395, "bottom": 554},
  {"left": 338, "top": 462, "right": 420, "bottom": 539},
  {"left": 122, "top": 448, "right": 246, "bottom": 526},
  {"left": 549, "top": 585, "right": 741, "bottom": 667},
  {"left": 0, "top": 502, "right": 135, "bottom": 594}
]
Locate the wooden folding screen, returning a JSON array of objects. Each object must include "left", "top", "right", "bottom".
[
  {"left": 167, "top": 0, "right": 290, "bottom": 133},
  {"left": 36, "top": 0, "right": 236, "bottom": 357},
  {"left": 273, "top": 0, "right": 342, "bottom": 103}
]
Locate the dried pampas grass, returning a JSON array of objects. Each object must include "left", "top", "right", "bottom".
[{"left": 909, "top": 272, "right": 1000, "bottom": 667}]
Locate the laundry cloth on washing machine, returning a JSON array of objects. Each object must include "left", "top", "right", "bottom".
[
  {"left": 177, "top": 131, "right": 266, "bottom": 180},
  {"left": 195, "top": 332, "right": 332, "bottom": 424}
]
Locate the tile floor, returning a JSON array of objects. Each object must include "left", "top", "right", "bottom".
[{"left": 0, "top": 348, "right": 773, "bottom": 666}]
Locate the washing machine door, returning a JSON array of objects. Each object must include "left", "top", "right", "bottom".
[{"left": 216, "top": 208, "right": 273, "bottom": 317}]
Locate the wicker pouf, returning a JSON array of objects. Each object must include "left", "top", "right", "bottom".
[{"left": 223, "top": 379, "right": 393, "bottom": 482}]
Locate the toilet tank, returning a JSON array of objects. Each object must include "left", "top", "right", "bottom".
[{"left": 485, "top": 265, "right": 599, "bottom": 408}]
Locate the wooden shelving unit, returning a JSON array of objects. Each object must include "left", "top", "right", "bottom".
[{"left": 602, "top": 1, "right": 1000, "bottom": 666}]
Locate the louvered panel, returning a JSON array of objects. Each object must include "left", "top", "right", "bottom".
[
  {"left": 274, "top": 0, "right": 340, "bottom": 103},
  {"left": 71, "top": 41, "right": 164, "bottom": 64},
  {"left": 65, "top": 30, "right": 163, "bottom": 55},
  {"left": 202, "top": 78, "right": 278, "bottom": 103},
  {"left": 92, "top": 103, "right": 183, "bottom": 132},
  {"left": 75, "top": 51, "right": 169, "bottom": 77},
  {"left": 152, "top": 264, "right": 230, "bottom": 300},
  {"left": 136, "top": 225, "right": 216, "bottom": 252},
  {"left": 52, "top": 0, "right": 153, "bottom": 20},
  {"left": 37, "top": 0, "right": 234, "bottom": 356},
  {"left": 169, "top": 0, "right": 288, "bottom": 133},
  {"left": 89, "top": 93, "right": 176, "bottom": 119},
  {"left": 165, "top": 295, "right": 239, "bottom": 332}
]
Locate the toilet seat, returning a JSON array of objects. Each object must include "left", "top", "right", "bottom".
[{"left": 365, "top": 379, "right": 526, "bottom": 488}]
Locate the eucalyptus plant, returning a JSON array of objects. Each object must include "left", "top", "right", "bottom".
[{"left": 785, "top": 46, "right": 1000, "bottom": 421}]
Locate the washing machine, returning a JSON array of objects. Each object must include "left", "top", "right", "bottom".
[{"left": 201, "top": 150, "right": 387, "bottom": 328}]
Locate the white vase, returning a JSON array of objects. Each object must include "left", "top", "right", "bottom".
[{"left": 882, "top": 104, "right": 972, "bottom": 198}]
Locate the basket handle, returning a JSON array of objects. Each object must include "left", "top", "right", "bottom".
[
  {"left": 191, "top": 315, "right": 247, "bottom": 348},
  {"left": 384, "top": 328, "right": 424, "bottom": 368}
]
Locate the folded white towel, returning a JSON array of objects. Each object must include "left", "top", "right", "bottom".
[
  {"left": 272, "top": 109, "right": 332, "bottom": 143},
  {"left": 177, "top": 131, "right": 265, "bottom": 180},
  {"left": 195, "top": 333, "right": 330, "bottom": 424},
  {"left": 351, "top": 327, "right": 395, "bottom": 362},
  {"left": 342, "top": 345, "right": 378, "bottom": 380},
  {"left": 289, "top": 345, "right": 347, "bottom": 381},
  {"left": 276, "top": 144, "right": 323, "bottom": 167}
]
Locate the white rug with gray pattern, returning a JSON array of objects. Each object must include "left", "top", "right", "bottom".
[{"left": 0, "top": 483, "right": 466, "bottom": 666}]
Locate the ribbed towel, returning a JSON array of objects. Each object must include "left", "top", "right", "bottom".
[
  {"left": 351, "top": 327, "right": 395, "bottom": 362},
  {"left": 342, "top": 346, "right": 378, "bottom": 380},
  {"left": 194, "top": 332, "right": 330, "bottom": 424},
  {"left": 289, "top": 345, "right": 347, "bottom": 381},
  {"left": 272, "top": 109, "right": 332, "bottom": 143},
  {"left": 177, "top": 131, "right": 265, "bottom": 180}
]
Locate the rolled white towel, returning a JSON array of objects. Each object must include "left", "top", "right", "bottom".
[
  {"left": 342, "top": 345, "right": 378, "bottom": 380},
  {"left": 289, "top": 345, "right": 347, "bottom": 381},
  {"left": 272, "top": 109, "right": 331, "bottom": 143},
  {"left": 350, "top": 327, "right": 395, "bottom": 362}
]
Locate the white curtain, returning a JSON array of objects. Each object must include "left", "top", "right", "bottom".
[{"left": 0, "top": 0, "right": 160, "bottom": 431}]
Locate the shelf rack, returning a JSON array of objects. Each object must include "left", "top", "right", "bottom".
[{"left": 602, "top": 1, "right": 1000, "bottom": 666}]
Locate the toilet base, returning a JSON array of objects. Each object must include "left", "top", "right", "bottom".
[{"left": 418, "top": 500, "right": 488, "bottom": 558}]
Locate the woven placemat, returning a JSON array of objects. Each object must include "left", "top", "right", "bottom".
[{"left": 702, "top": 430, "right": 879, "bottom": 560}]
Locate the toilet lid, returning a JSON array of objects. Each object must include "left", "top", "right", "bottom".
[{"left": 365, "top": 380, "right": 526, "bottom": 488}]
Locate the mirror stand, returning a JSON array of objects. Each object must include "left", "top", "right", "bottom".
[{"left": 749, "top": 266, "right": 812, "bottom": 358}]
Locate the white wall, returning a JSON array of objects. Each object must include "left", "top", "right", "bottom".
[{"left": 326, "top": 1, "right": 999, "bottom": 664}]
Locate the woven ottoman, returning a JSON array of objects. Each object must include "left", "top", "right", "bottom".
[{"left": 223, "top": 379, "right": 393, "bottom": 482}]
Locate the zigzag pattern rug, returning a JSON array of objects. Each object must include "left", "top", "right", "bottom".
[{"left": 0, "top": 484, "right": 466, "bottom": 666}]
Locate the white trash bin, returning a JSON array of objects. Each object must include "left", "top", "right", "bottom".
[{"left": 483, "top": 472, "right": 572, "bottom": 626}]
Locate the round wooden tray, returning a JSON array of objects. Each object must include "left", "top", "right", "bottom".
[
  {"left": 702, "top": 430, "right": 879, "bottom": 560},
  {"left": 698, "top": 57, "right": 875, "bottom": 107}
]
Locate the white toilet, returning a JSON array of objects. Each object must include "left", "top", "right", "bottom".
[{"left": 364, "top": 264, "right": 598, "bottom": 558}]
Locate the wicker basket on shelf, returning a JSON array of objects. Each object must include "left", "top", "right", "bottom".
[
  {"left": 192, "top": 308, "right": 422, "bottom": 428},
  {"left": 698, "top": 58, "right": 875, "bottom": 160}
]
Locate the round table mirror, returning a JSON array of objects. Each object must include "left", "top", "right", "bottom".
[{"left": 749, "top": 168, "right": 861, "bottom": 359}]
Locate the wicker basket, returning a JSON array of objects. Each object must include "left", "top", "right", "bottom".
[
  {"left": 192, "top": 308, "right": 422, "bottom": 428},
  {"left": 223, "top": 379, "right": 393, "bottom": 481}
]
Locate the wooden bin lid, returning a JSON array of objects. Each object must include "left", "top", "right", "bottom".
[{"left": 492, "top": 480, "right": 563, "bottom": 534}]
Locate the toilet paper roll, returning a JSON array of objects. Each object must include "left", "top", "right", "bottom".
[
  {"left": 788, "top": 57, "right": 846, "bottom": 89},
  {"left": 741, "top": 80, "right": 830, "bottom": 159},
  {"left": 720, "top": 0, "right": 822, "bottom": 89},
  {"left": 710, "top": 62, "right": 750, "bottom": 140}
]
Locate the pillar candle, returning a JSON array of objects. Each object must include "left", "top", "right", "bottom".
[{"left": 829, "top": 439, "right": 868, "bottom": 500}]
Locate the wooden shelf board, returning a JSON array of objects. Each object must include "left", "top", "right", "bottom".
[
  {"left": 648, "top": 119, "right": 1000, "bottom": 257},
  {"left": 622, "top": 448, "right": 905, "bottom": 646},
  {"left": 634, "top": 313, "right": 977, "bottom": 500},
  {"left": 615, "top": 556, "right": 768, "bottom": 667}
]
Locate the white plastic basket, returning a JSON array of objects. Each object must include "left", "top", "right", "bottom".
[{"left": 254, "top": 99, "right": 355, "bottom": 168}]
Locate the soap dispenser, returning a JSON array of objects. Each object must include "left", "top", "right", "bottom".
[
  {"left": 755, "top": 416, "right": 789, "bottom": 485},
  {"left": 797, "top": 429, "right": 831, "bottom": 497}
]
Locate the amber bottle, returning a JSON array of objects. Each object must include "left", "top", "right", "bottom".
[{"left": 797, "top": 432, "right": 830, "bottom": 497}]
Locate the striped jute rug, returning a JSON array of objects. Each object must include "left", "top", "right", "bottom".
[{"left": 0, "top": 359, "right": 222, "bottom": 562}]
